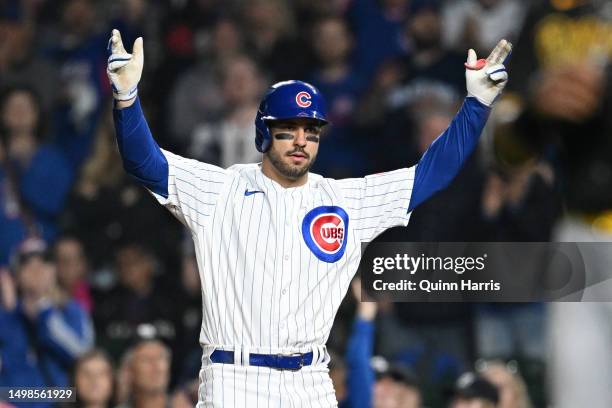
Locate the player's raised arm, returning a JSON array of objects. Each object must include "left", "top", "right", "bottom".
[
  {"left": 408, "top": 39, "right": 512, "bottom": 211},
  {"left": 107, "top": 30, "right": 228, "bottom": 231},
  {"left": 107, "top": 29, "right": 169, "bottom": 198}
]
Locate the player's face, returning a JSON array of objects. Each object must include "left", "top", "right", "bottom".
[{"left": 266, "top": 119, "right": 322, "bottom": 181}]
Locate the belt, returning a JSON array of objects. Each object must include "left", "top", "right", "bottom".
[{"left": 210, "top": 349, "right": 314, "bottom": 371}]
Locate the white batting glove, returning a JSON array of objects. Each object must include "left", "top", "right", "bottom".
[
  {"left": 106, "top": 29, "right": 143, "bottom": 101},
  {"left": 465, "top": 39, "right": 513, "bottom": 107}
]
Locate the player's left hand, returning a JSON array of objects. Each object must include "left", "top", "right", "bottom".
[{"left": 465, "top": 39, "right": 512, "bottom": 107}]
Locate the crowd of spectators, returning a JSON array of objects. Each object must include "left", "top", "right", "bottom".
[{"left": 1, "top": 0, "right": 610, "bottom": 407}]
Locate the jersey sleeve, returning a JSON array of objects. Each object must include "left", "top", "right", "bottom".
[
  {"left": 149, "top": 149, "right": 229, "bottom": 230},
  {"left": 338, "top": 167, "right": 416, "bottom": 242}
]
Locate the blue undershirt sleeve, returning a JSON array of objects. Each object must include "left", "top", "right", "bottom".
[
  {"left": 112, "top": 97, "right": 169, "bottom": 198},
  {"left": 408, "top": 97, "right": 490, "bottom": 212},
  {"left": 344, "top": 317, "right": 376, "bottom": 408}
]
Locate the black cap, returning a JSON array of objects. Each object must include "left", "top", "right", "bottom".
[
  {"left": 372, "top": 357, "right": 419, "bottom": 388},
  {"left": 453, "top": 372, "right": 499, "bottom": 404},
  {"left": 11, "top": 238, "right": 52, "bottom": 271}
]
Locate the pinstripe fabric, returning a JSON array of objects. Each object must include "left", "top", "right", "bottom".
[{"left": 150, "top": 150, "right": 415, "bottom": 406}]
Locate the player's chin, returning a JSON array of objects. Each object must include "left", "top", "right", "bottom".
[{"left": 282, "top": 159, "right": 312, "bottom": 179}]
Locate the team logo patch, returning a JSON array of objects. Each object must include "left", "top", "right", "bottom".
[
  {"left": 302, "top": 206, "right": 349, "bottom": 263},
  {"left": 295, "top": 91, "right": 312, "bottom": 108}
]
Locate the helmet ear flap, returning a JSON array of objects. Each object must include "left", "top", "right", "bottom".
[
  {"left": 255, "top": 127, "right": 270, "bottom": 153},
  {"left": 255, "top": 112, "right": 271, "bottom": 153}
]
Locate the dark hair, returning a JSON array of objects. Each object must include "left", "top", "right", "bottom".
[
  {"left": 0, "top": 84, "right": 46, "bottom": 144},
  {"left": 71, "top": 349, "right": 115, "bottom": 408},
  {"left": 75, "top": 348, "right": 115, "bottom": 372}
]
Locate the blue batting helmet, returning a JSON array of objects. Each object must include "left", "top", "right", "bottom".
[{"left": 255, "top": 80, "right": 329, "bottom": 153}]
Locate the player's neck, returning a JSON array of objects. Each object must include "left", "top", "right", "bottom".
[{"left": 261, "top": 159, "right": 309, "bottom": 189}]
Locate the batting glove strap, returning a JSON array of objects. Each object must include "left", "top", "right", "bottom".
[{"left": 111, "top": 83, "right": 138, "bottom": 101}]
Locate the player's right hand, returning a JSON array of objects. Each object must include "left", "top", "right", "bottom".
[{"left": 106, "top": 29, "right": 143, "bottom": 101}]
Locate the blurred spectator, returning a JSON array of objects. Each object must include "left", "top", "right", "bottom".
[
  {"left": 504, "top": 1, "right": 611, "bottom": 405},
  {"left": 107, "top": 0, "right": 164, "bottom": 73},
  {"left": 372, "top": 360, "right": 422, "bottom": 408},
  {"left": 477, "top": 360, "right": 533, "bottom": 408},
  {"left": 168, "top": 17, "right": 246, "bottom": 149},
  {"left": 0, "top": 20, "right": 61, "bottom": 112},
  {"left": 0, "top": 239, "right": 94, "bottom": 392},
  {"left": 0, "top": 86, "right": 72, "bottom": 264},
  {"left": 480, "top": 161, "right": 558, "bottom": 240},
  {"left": 395, "top": 1, "right": 466, "bottom": 99},
  {"left": 54, "top": 235, "right": 93, "bottom": 313},
  {"left": 60, "top": 110, "right": 181, "bottom": 273},
  {"left": 188, "top": 55, "right": 264, "bottom": 166},
  {"left": 509, "top": 0, "right": 611, "bottom": 214},
  {"left": 308, "top": 16, "right": 368, "bottom": 177},
  {"left": 93, "top": 243, "right": 179, "bottom": 361},
  {"left": 116, "top": 339, "right": 171, "bottom": 408},
  {"left": 442, "top": 0, "right": 527, "bottom": 55},
  {"left": 309, "top": 15, "right": 364, "bottom": 125},
  {"left": 479, "top": 101, "right": 561, "bottom": 240},
  {"left": 449, "top": 372, "right": 499, "bottom": 408},
  {"left": 346, "top": 0, "right": 410, "bottom": 80},
  {"left": 72, "top": 349, "right": 115, "bottom": 408},
  {"left": 241, "top": 0, "right": 311, "bottom": 81},
  {"left": 43, "top": 0, "right": 107, "bottom": 138}
]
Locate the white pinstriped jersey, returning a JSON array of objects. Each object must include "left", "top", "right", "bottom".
[
  {"left": 152, "top": 149, "right": 416, "bottom": 406},
  {"left": 152, "top": 149, "right": 415, "bottom": 353}
]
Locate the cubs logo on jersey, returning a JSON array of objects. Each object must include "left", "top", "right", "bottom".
[
  {"left": 295, "top": 91, "right": 312, "bottom": 108},
  {"left": 302, "top": 206, "right": 349, "bottom": 263}
]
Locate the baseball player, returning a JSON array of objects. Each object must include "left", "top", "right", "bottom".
[{"left": 107, "top": 29, "right": 511, "bottom": 407}]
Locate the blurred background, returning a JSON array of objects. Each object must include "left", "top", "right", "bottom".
[{"left": 0, "top": 0, "right": 610, "bottom": 407}]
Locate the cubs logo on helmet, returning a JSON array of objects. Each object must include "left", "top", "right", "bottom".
[
  {"left": 295, "top": 91, "right": 312, "bottom": 108},
  {"left": 302, "top": 206, "right": 349, "bottom": 263}
]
